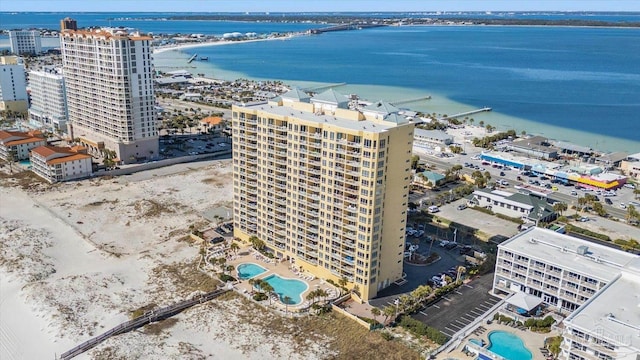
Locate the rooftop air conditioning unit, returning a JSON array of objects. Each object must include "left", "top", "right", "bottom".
[{"left": 577, "top": 245, "right": 589, "bottom": 256}]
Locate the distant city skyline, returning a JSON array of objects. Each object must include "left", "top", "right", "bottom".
[{"left": 1, "top": 0, "right": 639, "bottom": 12}]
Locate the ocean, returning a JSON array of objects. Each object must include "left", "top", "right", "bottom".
[{"left": 2, "top": 12, "right": 639, "bottom": 152}]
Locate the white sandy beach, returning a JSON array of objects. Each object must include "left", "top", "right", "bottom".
[
  {"left": 153, "top": 34, "right": 301, "bottom": 55},
  {"left": 0, "top": 161, "right": 329, "bottom": 359}
]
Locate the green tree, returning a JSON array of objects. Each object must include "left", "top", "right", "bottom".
[
  {"left": 547, "top": 336, "right": 563, "bottom": 357},
  {"left": 370, "top": 307, "right": 381, "bottom": 322},
  {"left": 283, "top": 296, "right": 292, "bottom": 314},
  {"left": 383, "top": 305, "right": 396, "bottom": 324},
  {"left": 410, "top": 155, "right": 420, "bottom": 170},
  {"left": 229, "top": 242, "right": 240, "bottom": 255},
  {"left": 553, "top": 202, "right": 568, "bottom": 216}
]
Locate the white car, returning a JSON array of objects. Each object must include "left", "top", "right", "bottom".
[
  {"left": 428, "top": 206, "right": 440, "bottom": 213},
  {"left": 218, "top": 143, "right": 228, "bottom": 147},
  {"left": 620, "top": 203, "right": 627, "bottom": 209},
  {"left": 624, "top": 183, "right": 636, "bottom": 189}
]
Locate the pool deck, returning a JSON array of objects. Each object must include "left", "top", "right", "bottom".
[
  {"left": 228, "top": 246, "right": 341, "bottom": 311},
  {"left": 437, "top": 322, "right": 557, "bottom": 360}
]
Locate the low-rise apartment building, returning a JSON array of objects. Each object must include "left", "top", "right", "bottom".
[
  {"left": 560, "top": 261, "right": 640, "bottom": 360},
  {"left": 30, "top": 145, "right": 93, "bottom": 182},
  {"left": 0, "top": 130, "right": 46, "bottom": 160},
  {"left": 493, "top": 227, "right": 638, "bottom": 314}
]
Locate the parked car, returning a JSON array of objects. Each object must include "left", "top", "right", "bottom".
[
  {"left": 457, "top": 204, "right": 467, "bottom": 210},
  {"left": 428, "top": 206, "right": 440, "bottom": 213}
]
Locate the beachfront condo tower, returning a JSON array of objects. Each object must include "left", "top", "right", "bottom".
[
  {"left": 60, "top": 25, "right": 158, "bottom": 163},
  {"left": 28, "top": 66, "right": 68, "bottom": 133},
  {"left": 9, "top": 30, "right": 42, "bottom": 56},
  {"left": 232, "top": 88, "right": 415, "bottom": 301},
  {"left": 0, "top": 56, "right": 28, "bottom": 114}
]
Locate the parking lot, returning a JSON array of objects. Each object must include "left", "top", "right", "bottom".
[
  {"left": 159, "top": 134, "right": 230, "bottom": 158},
  {"left": 369, "top": 241, "right": 470, "bottom": 309},
  {"left": 411, "top": 273, "right": 500, "bottom": 339}
]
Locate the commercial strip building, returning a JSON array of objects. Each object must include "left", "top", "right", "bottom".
[
  {"left": 480, "top": 151, "right": 629, "bottom": 190},
  {"left": 493, "top": 228, "right": 640, "bottom": 359},
  {"left": 8, "top": 30, "right": 43, "bottom": 55},
  {"left": 507, "top": 135, "right": 558, "bottom": 159},
  {"left": 470, "top": 189, "right": 557, "bottom": 224},
  {"left": 232, "top": 88, "right": 415, "bottom": 301},
  {"left": 28, "top": 66, "right": 68, "bottom": 133},
  {"left": 30, "top": 145, "right": 93, "bottom": 183},
  {"left": 0, "top": 56, "right": 28, "bottom": 113},
  {"left": 0, "top": 130, "right": 46, "bottom": 160},
  {"left": 60, "top": 26, "right": 158, "bottom": 163}
]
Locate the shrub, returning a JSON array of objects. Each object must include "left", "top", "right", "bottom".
[
  {"left": 253, "top": 293, "right": 268, "bottom": 301},
  {"left": 380, "top": 332, "right": 394, "bottom": 341},
  {"left": 398, "top": 316, "right": 448, "bottom": 345},
  {"left": 218, "top": 273, "right": 236, "bottom": 282},
  {"left": 565, "top": 224, "right": 610, "bottom": 241}
]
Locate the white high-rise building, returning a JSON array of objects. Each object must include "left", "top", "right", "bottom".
[
  {"left": 9, "top": 30, "right": 42, "bottom": 55},
  {"left": 60, "top": 27, "right": 158, "bottom": 163},
  {"left": 28, "top": 66, "right": 68, "bottom": 133},
  {"left": 0, "top": 56, "right": 28, "bottom": 113}
]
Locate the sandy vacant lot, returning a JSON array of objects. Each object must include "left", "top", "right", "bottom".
[{"left": 0, "top": 161, "right": 334, "bottom": 360}]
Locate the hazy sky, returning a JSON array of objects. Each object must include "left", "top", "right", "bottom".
[{"left": 1, "top": 0, "right": 639, "bottom": 12}]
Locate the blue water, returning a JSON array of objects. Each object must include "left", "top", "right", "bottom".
[
  {"left": 261, "top": 274, "right": 308, "bottom": 305},
  {"left": 3, "top": 12, "right": 639, "bottom": 152},
  {"left": 487, "top": 331, "right": 532, "bottom": 360},
  {"left": 236, "top": 263, "right": 267, "bottom": 280},
  {"left": 1, "top": 12, "right": 639, "bottom": 30},
  {"left": 170, "top": 25, "right": 640, "bottom": 151},
  {"left": 469, "top": 338, "right": 484, "bottom": 347}
]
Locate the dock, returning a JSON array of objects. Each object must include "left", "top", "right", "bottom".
[
  {"left": 187, "top": 53, "right": 198, "bottom": 63},
  {"left": 442, "top": 107, "right": 492, "bottom": 120},
  {"left": 303, "top": 82, "right": 347, "bottom": 92},
  {"left": 390, "top": 95, "right": 432, "bottom": 106}
]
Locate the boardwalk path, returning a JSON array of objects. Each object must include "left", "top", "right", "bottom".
[{"left": 60, "top": 288, "right": 230, "bottom": 360}]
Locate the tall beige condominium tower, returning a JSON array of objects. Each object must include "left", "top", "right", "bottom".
[
  {"left": 60, "top": 27, "right": 158, "bottom": 163},
  {"left": 60, "top": 17, "right": 78, "bottom": 31},
  {"left": 232, "top": 88, "right": 415, "bottom": 301}
]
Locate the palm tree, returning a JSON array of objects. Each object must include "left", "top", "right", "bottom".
[
  {"left": 382, "top": 305, "right": 396, "bottom": 324},
  {"left": 283, "top": 296, "right": 292, "bottom": 314},
  {"left": 262, "top": 282, "right": 275, "bottom": 304},
  {"left": 306, "top": 289, "right": 318, "bottom": 305},
  {"left": 229, "top": 242, "right": 240, "bottom": 255},
  {"left": 634, "top": 188, "right": 640, "bottom": 200},
  {"left": 371, "top": 307, "right": 381, "bottom": 322},
  {"left": 456, "top": 265, "right": 467, "bottom": 283},
  {"left": 553, "top": 202, "right": 568, "bottom": 216}
]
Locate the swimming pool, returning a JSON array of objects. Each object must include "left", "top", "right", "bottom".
[
  {"left": 469, "top": 338, "right": 484, "bottom": 347},
  {"left": 236, "top": 263, "right": 267, "bottom": 280},
  {"left": 487, "top": 331, "right": 532, "bottom": 360},
  {"left": 262, "top": 274, "right": 308, "bottom": 305},
  {"left": 19, "top": 159, "right": 32, "bottom": 169}
]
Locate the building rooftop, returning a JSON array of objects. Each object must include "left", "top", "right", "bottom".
[
  {"left": 553, "top": 140, "right": 593, "bottom": 154},
  {"left": 564, "top": 260, "right": 640, "bottom": 352},
  {"left": 363, "top": 101, "right": 400, "bottom": 116},
  {"left": 499, "top": 227, "right": 639, "bottom": 282},
  {"left": 240, "top": 102, "right": 406, "bottom": 133},
  {"left": 281, "top": 87, "right": 310, "bottom": 103},
  {"left": 310, "top": 88, "right": 349, "bottom": 108},
  {"left": 414, "top": 128, "right": 453, "bottom": 141}
]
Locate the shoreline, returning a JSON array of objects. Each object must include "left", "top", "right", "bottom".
[{"left": 153, "top": 33, "right": 303, "bottom": 54}]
